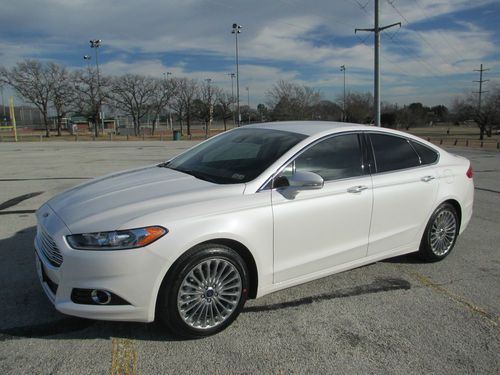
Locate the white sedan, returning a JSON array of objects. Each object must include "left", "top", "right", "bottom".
[{"left": 34, "top": 121, "right": 474, "bottom": 337}]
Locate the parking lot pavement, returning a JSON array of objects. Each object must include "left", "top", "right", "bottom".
[{"left": 0, "top": 142, "right": 498, "bottom": 374}]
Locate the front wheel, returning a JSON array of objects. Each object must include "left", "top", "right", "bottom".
[
  {"left": 418, "top": 203, "right": 459, "bottom": 262},
  {"left": 157, "top": 244, "right": 249, "bottom": 338}
]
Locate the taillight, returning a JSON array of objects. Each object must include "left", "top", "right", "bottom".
[{"left": 466, "top": 165, "right": 473, "bottom": 179}]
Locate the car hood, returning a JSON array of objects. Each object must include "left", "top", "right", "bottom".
[{"left": 46, "top": 165, "right": 245, "bottom": 233}]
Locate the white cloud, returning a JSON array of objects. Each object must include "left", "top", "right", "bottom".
[{"left": 0, "top": 0, "right": 498, "bottom": 106}]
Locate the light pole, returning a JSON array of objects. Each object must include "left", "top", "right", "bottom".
[
  {"left": 164, "top": 72, "right": 173, "bottom": 129},
  {"left": 340, "top": 65, "right": 346, "bottom": 122},
  {"left": 0, "top": 85, "right": 5, "bottom": 119},
  {"left": 83, "top": 55, "right": 92, "bottom": 70},
  {"left": 228, "top": 73, "right": 235, "bottom": 127},
  {"left": 205, "top": 78, "right": 212, "bottom": 137},
  {"left": 89, "top": 39, "right": 102, "bottom": 136},
  {"left": 231, "top": 23, "right": 242, "bottom": 126},
  {"left": 246, "top": 87, "right": 250, "bottom": 124}
]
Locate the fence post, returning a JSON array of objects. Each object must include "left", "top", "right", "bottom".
[{"left": 454, "top": 139, "right": 457, "bottom": 146}]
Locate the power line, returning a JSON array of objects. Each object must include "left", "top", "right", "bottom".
[
  {"left": 411, "top": 0, "right": 465, "bottom": 61},
  {"left": 385, "top": 0, "right": 456, "bottom": 68}
]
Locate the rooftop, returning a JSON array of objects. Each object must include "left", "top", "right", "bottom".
[{"left": 247, "top": 121, "right": 372, "bottom": 136}]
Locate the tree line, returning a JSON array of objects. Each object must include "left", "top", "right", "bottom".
[{"left": 1, "top": 59, "right": 498, "bottom": 139}]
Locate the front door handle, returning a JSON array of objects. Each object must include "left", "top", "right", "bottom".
[
  {"left": 347, "top": 185, "right": 368, "bottom": 193},
  {"left": 421, "top": 176, "right": 435, "bottom": 182}
]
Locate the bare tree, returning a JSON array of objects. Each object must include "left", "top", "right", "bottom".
[
  {"left": 215, "top": 90, "right": 233, "bottom": 130},
  {"left": 48, "top": 63, "right": 76, "bottom": 136},
  {"left": 267, "top": 80, "right": 321, "bottom": 121},
  {"left": 72, "top": 67, "right": 110, "bottom": 136},
  {"left": 110, "top": 74, "right": 156, "bottom": 136},
  {"left": 149, "top": 77, "right": 178, "bottom": 135},
  {"left": 338, "top": 92, "right": 373, "bottom": 124},
  {"left": 174, "top": 78, "right": 198, "bottom": 136},
  {"left": 452, "top": 87, "right": 500, "bottom": 139},
  {"left": 0, "top": 60, "right": 53, "bottom": 137}
]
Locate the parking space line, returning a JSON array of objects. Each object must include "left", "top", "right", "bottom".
[
  {"left": 111, "top": 337, "right": 137, "bottom": 375},
  {"left": 405, "top": 269, "right": 498, "bottom": 326}
]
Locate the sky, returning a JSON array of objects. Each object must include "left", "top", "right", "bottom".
[{"left": 1, "top": 0, "right": 499, "bottom": 108}]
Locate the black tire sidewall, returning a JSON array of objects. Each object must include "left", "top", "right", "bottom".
[
  {"left": 158, "top": 244, "right": 249, "bottom": 338},
  {"left": 420, "top": 203, "right": 459, "bottom": 262}
]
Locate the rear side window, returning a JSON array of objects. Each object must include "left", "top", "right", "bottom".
[
  {"left": 370, "top": 133, "right": 420, "bottom": 173},
  {"left": 410, "top": 140, "right": 438, "bottom": 165}
]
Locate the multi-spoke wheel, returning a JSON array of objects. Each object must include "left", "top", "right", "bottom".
[
  {"left": 157, "top": 244, "right": 249, "bottom": 338},
  {"left": 418, "top": 203, "right": 459, "bottom": 262}
]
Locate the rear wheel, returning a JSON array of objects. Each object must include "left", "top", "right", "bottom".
[
  {"left": 157, "top": 244, "right": 249, "bottom": 338},
  {"left": 418, "top": 203, "right": 459, "bottom": 262}
]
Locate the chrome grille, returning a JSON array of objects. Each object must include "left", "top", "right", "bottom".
[{"left": 36, "top": 227, "right": 63, "bottom": 267}]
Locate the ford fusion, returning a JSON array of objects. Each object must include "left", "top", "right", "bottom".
[{"left": 35, "top": 121, "right": 474, "bottom": 337}]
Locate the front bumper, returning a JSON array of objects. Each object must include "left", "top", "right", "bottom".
[{"left": 34, "top": 205, "right": 170, "bottom": 323}]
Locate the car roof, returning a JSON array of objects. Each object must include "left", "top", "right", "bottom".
[{"left": 246, "top": 121, "right": 373, "bottom": 136}]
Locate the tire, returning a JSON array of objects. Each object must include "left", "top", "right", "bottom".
[
  {"left": 418, "top": 202, "right": 459, "bottom": 262},
  {"left": 157, "top": 243, "right": 249, "bottom": 338}
]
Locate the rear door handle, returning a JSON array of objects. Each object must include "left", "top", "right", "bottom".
[
  {"left": 421, "top": 176, "right": 435, "bottom": 182},
  {"left": 347, "top": 185, "right": 368, "bottom": 193}
]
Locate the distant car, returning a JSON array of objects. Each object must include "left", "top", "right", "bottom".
[{"left": 35, "top": 121, "right": 474, "bottom": 337}]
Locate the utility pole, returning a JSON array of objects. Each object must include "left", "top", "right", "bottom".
[
  {"left": 473, "top": 64, "right": 489, "bottom": 114},
  {"left": 473, "top": 63, "right": 489, "bottom": 140},
  {"left": 355, "top": 0, "right": 400, "bottom": 127},
  {"left": 340, "top": 65, "right": 346, "bottom": 122}
]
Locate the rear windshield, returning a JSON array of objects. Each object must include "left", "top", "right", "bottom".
[{"left": 163, "top": 128, "right": 306, "bottom": 184}]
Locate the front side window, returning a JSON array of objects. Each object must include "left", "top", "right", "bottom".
[
  {"left": 370, "top": 133, "right": 420, "bottom": 173},
  {"left": 283, "top": 134, "right": 363, "bottom": 182},
  {"left": 165, "top": 128, "right": 306, "bottom": 184}
]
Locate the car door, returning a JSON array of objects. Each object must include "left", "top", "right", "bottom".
[
  {"left": 271, "top": 133, "right": 373, "bottom": 284},
  {"left": 367, "top": 133, "right": 439, "bottom": 256}
]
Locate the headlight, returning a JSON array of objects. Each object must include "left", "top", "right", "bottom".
[{"left": 66, "top": 226, "right": 167, "bottom": 250}]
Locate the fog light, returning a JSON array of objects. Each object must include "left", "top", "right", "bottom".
[{"left": 91, "top": 289, "right": 112, "bottom": 305}]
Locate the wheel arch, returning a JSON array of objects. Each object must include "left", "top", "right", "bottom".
[
  {"left": 439, "top": 198, "right": 462, "bottom": 233},
  {"left": 154, "top": 238, "right": 259, "bottom": 320}
]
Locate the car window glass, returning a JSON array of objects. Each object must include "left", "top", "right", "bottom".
[
  {"left": 167, "top": 128, "right": 306, "bottom": 184},
  {"left": 410, "top": 140, "right": 438, "bottom": 165},
  {"left": 370, "top": 133, "right": 420, "bottom": 173},
  {"left": 202, "top": 142, "right": 260, "bottom": 162},
  {"left": 286, "top": 134, "right": 363, "bottom": 181}
]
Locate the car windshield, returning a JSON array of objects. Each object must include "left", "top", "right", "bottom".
[{"left": 162, "top": 128, "right": 306, "bottom": 184}]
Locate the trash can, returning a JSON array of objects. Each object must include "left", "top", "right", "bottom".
[{"left": 173, "top": 130, "right": 181, "bottom": 141}]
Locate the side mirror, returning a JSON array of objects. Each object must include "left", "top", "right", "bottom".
[{"left": 275, "top": 171, "right": 324, "bottom": 191}]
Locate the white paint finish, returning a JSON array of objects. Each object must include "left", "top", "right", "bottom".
[
  {"left": 368, "top": 166, "right": 439, "bottom": 255},
  {"left": 272, "top": 176, "right": 373, "bottom": 283},
  {"left": 33, "top": 121, "right": 474, "bottom": 323}
]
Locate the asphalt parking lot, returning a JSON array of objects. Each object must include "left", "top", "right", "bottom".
[{"left": 0, "top": 141, "right": 498, "bottom": 374}]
